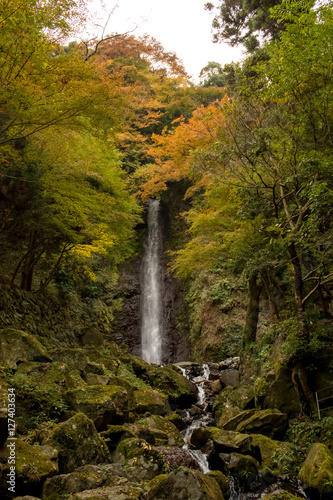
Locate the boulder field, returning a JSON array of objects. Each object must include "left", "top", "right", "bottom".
[{"left": 0, "top": 328, "right": 332, "bottom": 499}]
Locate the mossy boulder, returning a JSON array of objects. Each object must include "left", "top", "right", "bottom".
[
  {"left": 0, "top": 329, "right": 51, "bottom": 369},
  {"left": 49, "top": 348, "right": 88, "bottom": 372},
  {"left": 64, "top": 385, "right": 129, "bottom": 430},
  {"left": 112, "top": 437, "right": 169, "bottom": 481},
  {"left": 129, "top": 388, "right": 170, "bottom": 416},
  {"left": 100, "top": 425, "right": 137, "bottom": 452},
  {"left": 0, "top": 439, "right": 58, "bottom": 497},
  {"left": 213, "top": 383, "right": 255, "bottom": 427},
  {"left": 298, "top": 443, "right": 333, "bottom": 499},
  {"left": 15, "top": 361, "right": 86, "bottom": 391},
  {"left": 220, "top": 452, "right": 260, "bottom": 477},
  {"left": 120, "top": 356, "right": 197, "bottom": 408},
  {"left": 222, "top": 409, "right": 288, "bottom": 438},
  {"left": 124, "top": 414, "right": 184, "bottom": 446},
  {"left": 264, "top": 492, "right": 302, "bottom": 499},
  {"left": 263, "top": 367, "right": 300, "bottom": 417},
  {"left": 42, "top": 464, "right": 125, "bottom": 500},
  {"left": 206, "top": 471, "right": 229, "bottom": 499},
  {"left": 146, "top": 467, "right": 224, "bottom": 500},
  {"left": 210, "top": 428, "right": 255, "bottom": 455},
  {"left": 68, "top": 484, "right": 144, "bottom": 499},
  {"left": 250, "top": 434, "right": 297, "bottom": 475},
  {"left": 145, "top": 365, "right": 198, "bottom": 408},
  {"left": 45, "top": 413, "right": 110, "bottom": 473}
]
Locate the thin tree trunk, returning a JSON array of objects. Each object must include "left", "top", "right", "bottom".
[
  {"left": 287, "top": 242, "right": 309, "bottom": 339},
  {"left": 242, "top": 273, "right": 262, "bottom": 350}
]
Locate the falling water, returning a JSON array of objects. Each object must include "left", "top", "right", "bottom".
[{"left": 141, "top": 199, "right": 163, "bottom": 364}]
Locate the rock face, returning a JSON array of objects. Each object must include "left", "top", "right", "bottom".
[
  {"left": 146, "top": 467, "right": 225, "bottom": 500},
  {"left": 45, "top": 413, "right": 110, "bottom": 473},
  {"left": 298, "top": 443, "right": 333, "bottom": 499}
]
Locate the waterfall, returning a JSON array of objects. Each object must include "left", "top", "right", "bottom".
[{"left": 141, "top": 199, "right": 163, "bottom": 364}]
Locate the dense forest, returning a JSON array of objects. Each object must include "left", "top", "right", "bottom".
[{"left": 1, "top": 0, "right": 333, "bottom": 499}]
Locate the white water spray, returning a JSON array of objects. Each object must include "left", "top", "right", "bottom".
[{"left": 141, "top": 199, "right": 163, "bottom": 364}]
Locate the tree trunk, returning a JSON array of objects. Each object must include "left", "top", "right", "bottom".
[
  {"left": 242, "top": 273, "right": 262, "bottom": 350},
  {"left": 287, "top": 242, "right": 309, "bottom": 339},
  {"left": 20, "top": 231, "right": 37, "bottom": 291}
]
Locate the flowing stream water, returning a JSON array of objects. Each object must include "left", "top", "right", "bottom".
[{"left": 141, "top": 199, "right": 163, "bottom": 364}]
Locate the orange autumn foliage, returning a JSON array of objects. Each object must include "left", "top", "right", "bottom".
[{"left": 139, "top": 96, "right": 230, "bottom": 200}]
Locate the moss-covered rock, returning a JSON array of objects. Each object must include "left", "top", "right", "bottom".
[
  {"left": 129, "top": 388, "right": 170, "bottom": 416},
  {"left": 206, "top": 471, "right": 229, "bottom": 499},
  {"left": 0, "top": 439, "right": 58, "bottom": 497},
  {"left": 42, "top": 464, "right": 127, "bottom": 500},
  {"left": 64, "top": 385, "right": 129, "bottom": 430},
  {"left": 263, "top": 367, "right": 300, "bottom": 417},
  {"left": 212, "top": 383, "right": 255, "bottom": 427},
  {"left": 100, "top": 425, "right": 137, "bottom": 452},
  {"left": 210, "top": 428, "right": 255, "bottom": 455},
  {"left": 0, "top": 329, "right": 51, "bottom": 369},
  {"left": 49, "top": 348, "right": 88, "bottom": 372},
  {"left": 220, "top": 452, "right": 260, "bottom": 477},
  {"left": 146, "top": 467, "right": 224, "bottom": 500},
  {"left": 145, "top": 365, "right": 198, "bottom": 408},
  {"left": 250, "top": 434, "right": 298, "bottom": 475},
  {"left": 124, "top": 414, "right": 184, "bottom": 446},
  {"left": 223, "top": 409, "right": 288, "bottom": 438},
  {"left": 264, "top": 492, "right": 302, "bottom": 500},
  {"left": 15, "top": 361, "right": 86, "bottom": 391},
  {"left": 298, "top": 443, "right": 333, "bottom": 498},
  {"left": 45, "top": 413, "right": 110, "bottom": 473},
  {"left": 112, "top": 437, "right": 169, "bottom": 481},
  {"left": 68, "top": 484, "right": 144, "bottom": 499}
]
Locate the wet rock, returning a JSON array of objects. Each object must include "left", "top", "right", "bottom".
[
  {"left": 191, "top": 427, "right": 213, "bottom": 449},
  {"left": 65, "top": 385, "right": 129, "bottom": 429},
  {"left": 298, "top": 442, "right": 333, "bottom": 499},
  {"left": 112, "top": 437, "right": 168, "bottom": 481},
  {"left": 223, "top": 409, "right": 288, "bottom": 439},
  {"left": 210, "top": 379, "right": 223, "bottom": 394},
  {"left": 0, "top": 328, "right": 51, "bottom": 369},
  {"left": 129, "top": 388, "right": 170, "bottom": 416},
  {"left": 146, "top": 467, "right": 224, "bottom": 500},
  {"left": 44, "top": 413, "right": 110, "bottom": 473},
  {"left": 219, "top": 369, "right": 240, "bottom": 387}
]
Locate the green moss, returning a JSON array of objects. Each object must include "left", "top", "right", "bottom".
[{"left": 299, "top": 443, "right": 333, "bottom": 495}]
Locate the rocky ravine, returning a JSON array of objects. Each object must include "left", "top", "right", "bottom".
[{"left": 0, "top": 328, "right": 333, "bottom": 500}]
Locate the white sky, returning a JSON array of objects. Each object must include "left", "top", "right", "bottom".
[{"left": 86, "top": 0, "right": 245, "bottom": 81}]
